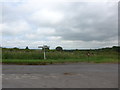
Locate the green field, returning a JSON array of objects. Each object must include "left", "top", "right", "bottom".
[{"left": 1, "top": 46, "right": 119, "bottom": 65}]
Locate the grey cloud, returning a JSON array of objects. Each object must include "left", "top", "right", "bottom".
[
  {"left": 51, "top": 2, "right": 118, "bottom": 41},
  {"left": 2, "top": 1, "right": 118, "bottom": 48}
]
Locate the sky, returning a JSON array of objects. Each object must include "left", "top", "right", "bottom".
[{"left": 0, "top": 0, "right": 119, "bottom": 49}]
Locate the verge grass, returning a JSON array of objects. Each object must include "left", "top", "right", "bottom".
[
  {"left": 2, "top": 48, "right": 119, "bottom": 65},
  {"left": 2, "top": 57, "right": 118, "bottom": 65}
]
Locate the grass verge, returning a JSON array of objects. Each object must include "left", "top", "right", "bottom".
[{"left": 2, "top": 58, "right": 118, "bottom": 65}]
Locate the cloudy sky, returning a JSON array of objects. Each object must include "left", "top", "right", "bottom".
[{"left": 0, "top": 0, "right": 118, "bottom": 49}]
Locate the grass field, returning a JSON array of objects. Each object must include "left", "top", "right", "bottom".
[{"left": 1, "top": 47, "right": 119, "bottom": 65}]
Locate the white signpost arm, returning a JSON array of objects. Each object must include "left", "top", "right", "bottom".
[{"left": 38, "top": 45, "right": 49, "bottom": 60}]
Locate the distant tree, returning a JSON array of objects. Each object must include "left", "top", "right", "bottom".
[
  {"left": 41, "top": 45, "right": 50, "bottom": 51},
  {"left": 25, "top": 46, "right": 29, "bottom": 49},
  {"left": 112, "top": 46, "right": 120, "bottom": 52},
  {"left": 42, "top": 47, "right": 49, "bottom": 51},
  {"left": 13, "top": 47, "right": 19, "bottom": 49},
  {"left": 75, "top": 49, "right": 78, "bottom": 51},
  {"left": 56, "top": 46, "right": 63, "bottom": 51}
]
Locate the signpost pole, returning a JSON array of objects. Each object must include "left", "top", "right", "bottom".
[
  {"left": 44, "top": 47, "right": 46, "bottom": 60},
  {"left": 38, "top": 45, "right": 49, "bottom": 60}
]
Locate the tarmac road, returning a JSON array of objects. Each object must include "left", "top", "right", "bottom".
[{"left": 2, "top": 63, "right": 118, "bottom": 88}]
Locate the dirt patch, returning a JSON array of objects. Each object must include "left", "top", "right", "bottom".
[{"left": 63, "top": 72, "right": 76, "bottom": 75}]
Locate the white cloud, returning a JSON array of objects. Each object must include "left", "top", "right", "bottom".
[
  {"left": 24, "top": 27, "right": 56, "bottom": 41},
  {"left": 2, "top": 0, "right": 118, "bottom": 3},
  {"left": 36, "top": 27, "right": 56, "bottom": 35},
  {"left": 30, "top": 9, "right": 64, "bottom": 26},
  {"left": 2, "top": 20, "right": 30, "bottom": 36},
  {"left": 47, "top": 36, "right": 62, "bottom": 40}
]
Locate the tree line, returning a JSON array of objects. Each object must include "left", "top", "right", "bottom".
[{"left": 1, "top": 46, "right": 120, "bottom": 52}]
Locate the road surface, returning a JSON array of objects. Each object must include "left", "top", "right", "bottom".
[{"left": 2, "top": 63, "right": 118, "bottom": 88}]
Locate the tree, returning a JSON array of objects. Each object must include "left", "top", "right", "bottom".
[
  {"left": 42, "top": 47, "right": 49, "bottom": 51},
  {"left": 25, "top": 46, "right": 29, "bottom": 49},
  {"left": 13, "top": 47, "right": 19, "bottom": 50},
  {"left": 56, "top": 46, "right": 63, "bottom": 51}
]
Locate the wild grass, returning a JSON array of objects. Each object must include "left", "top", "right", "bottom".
[{"left": 2, "top": 48, "right": 119, "bottom": 64}]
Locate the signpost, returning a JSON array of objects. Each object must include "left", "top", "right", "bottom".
[
  {"left": 87, "top": 52, "right": 90, "bottom": 63},
  {"left": 38, "top": 45, "right": 50, "bottom": 60}
]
